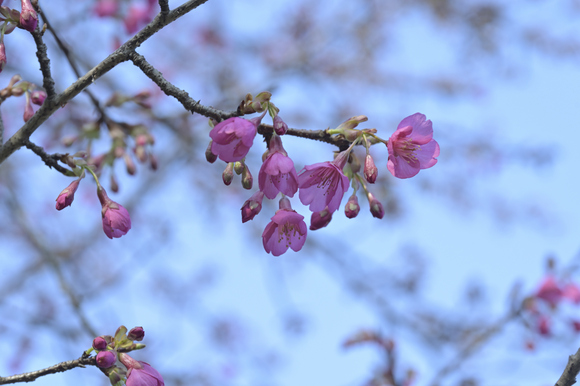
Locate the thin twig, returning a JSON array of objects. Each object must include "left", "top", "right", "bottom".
[
  {"left": 555, "top": 347, "right": 580, "bottom": 386},
  {"left": 159, "top": 0, "right": 170, "bottom": 19},
  {"left": 0, "top": 354, "right": 95, "bottom": 385},
  {"left": 23, "top": 139, "right": 74, "bottom": 176}
]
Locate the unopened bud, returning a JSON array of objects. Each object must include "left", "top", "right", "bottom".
[
  {"left": 205, "top": 141, "right": 217, "bottom": 163},
  {"left": 19, "top": 0, "right": 38, "bottom": 32},
  {"left": 93, "top": 336, "right": 108, "bottom": 351},
  {"left": 124, "top": 154, "right": 136, "bottom": 175},
  {"left": 96, "top": 351, "right": 116, "bottom": 369},
  {"left": 31, "top": 90, "right": 47, "bottom": 106},
  {"left": 110, "top": 174, "right": 119, "bottom": 193},
  {"left": 234, "top": 161, "right": 244, "bottom": 175},
  {"left": 344, "top": 195, "right": 360, "bottom": 219},
  {"left": 149, "top": 153, "right": 158, "bottom": 170},
  {"left": 368, "top": 193, "right": 384, "bottom": 219},
  {"left": 364, "top": 154, "right": 378, "bottom": 183},
  {"left": 127, "top": 327, "right": 144, "bottom": 341},
  {"left": 222, "top": 163, "right": 234, "bottom": 186},
  {"left": 241, "top": 165, "right": 253, "bottom": 190},
  {"left": 241, "top": 191, "right": 264, "bottom": 223},
  {"left": 273, "top": 115, "right": 288, "bottom": 135},
  {"left": 0, "top": 42, "right": 6, "bottom": 74},
  {"left": 310, "top": 208, "right": 333, "bottom": 230}
]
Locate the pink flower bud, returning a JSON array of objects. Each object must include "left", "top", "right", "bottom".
[
  {"left": 273, "top": 115, "right": 288, "bottom": 135},
  {"left": 0, "top": 41, "right": 6, "bottom": 73},
  {"left": 31, "top": 90, "right": 46, "bottom": 105},
  {"left": 19, "top": 0, "right": 38, "bottom": 32},
  {"left": 149, "top": 153, "right": 158, "bottom": 171},
  {"left": 222, "top": 163, "right": 234, "bottom": 186},
  {"left": 127, "top": 327, "right": 145, "bottom": 341},
  {"left": 93, "top": 0, "right": 118, "bottom": 18},
  {"left": 241, "top": 191, "right": 264, "bottom": 223},
  {"left": 344, "top": 195, "right": 360, "bottom": 219},
  {"left": 96, "top": 351, "right": 116, "bottom": 368},
  {"left": 55, "top": 179, "right": 80, "bottom": 211},
  {"left": 363, "top": 154, "right": 378, "bottom": 184},
  {"left": 368, "top": 193, "right": 384, "bottom": 219},
  {"left": 97, "top": 187, "right": 131, "bottom": 239},
  {"left": 310, "top": 208, "right": 333, "bottom": 231},
  {"left": 92, "top": 336, "right": 108, "bottom": 351},
  {"left": 124, "top": 154, "right": 137, "bottom": 175}
]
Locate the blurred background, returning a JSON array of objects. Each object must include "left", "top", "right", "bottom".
[{"left": 1, "top": 0, "right": 580, "bottom": 385}]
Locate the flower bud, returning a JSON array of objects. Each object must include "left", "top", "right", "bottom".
[
  {"left": 222, "top": 163, "right": 234, "bottom": 186},
  {"left": 344, "top": 195, "right": 360, "bottom": 219},
  {"left": 273, "top": 115, "right": 288, "bottom": 135},
  {"left": 110, "top": 174, "right": 119, "bottom": 193},
  {"left": 23, "top": 93, "right": 34, "bottom": 122},
  {"left": 310, "top": 208, "right": 333, "bottom": 230},
  {"left": 127, "top": 327, "right": 145, "bottom": 342},
  {"left": 241, "top": 191, "right": 264, "bottom": 223},
  {"left": 93, "top": 336, "right": 108, "bottom": 351},
  {"left": 368, "top": 192, "right": 384, "bottom": 219},
  {"left": 241, "top": 165, "right": 253, "bottom": 190},
  {"left": 364, "top": 154, "right": 378, "bottom": 183},
  {"left": 234, "top": 161, "right": 244, "bottom": 175},
  {"left": 149, "top": 153, "right": 158, "bottom": 171},
  {"left": 0, "top": 41, "right": 6, "bottom": 74},
  {"left": 55, "top": 179, "right": 81, "bottom": 211},
  {"left": 96, "top": 351, "right": 116, "bottom": 368},
  {"left": 31, "top": 90, "right": 46, "bottom": 106},
  {"left": 124, "top": 154, "right": 137, "bottom": 175},
  {"left": 19, "top": 0, "right": 38, "bottom": 32},
  {"left": 205, "top": 141, "right": 218, "bottom": 163},
  {"left": 134, "top": 145, "right": 147, "bottom": 163},
  {"left": 98, "top": 188, "right": 131, "bottom": 239}
]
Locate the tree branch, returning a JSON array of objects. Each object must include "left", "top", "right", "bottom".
[
  {"left": 0, "top": 354, "right": 95, "bottom": 385},
  {"left": 555, "top": 347, "right": 580, "bottom": 386},
  {"left": 0, "top": 0, "right": 210, "bottom": 166}
]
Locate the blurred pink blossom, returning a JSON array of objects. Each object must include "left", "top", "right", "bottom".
[
  {"left": 19, "top": 0, "right": 37, "bottom": 32},
  {"left": 535, "top": 276, "right": 563, "bottom": 307},
  {"left": 93, "top": 0, "right": 118, "bottom": 17}
]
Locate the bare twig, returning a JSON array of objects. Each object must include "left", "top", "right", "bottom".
[
  {"left": 555, "top": 347, "right": 580, "bottom": 386},
  {"left": 159, "top": 0, "right": 170, "bottom": 18},
  {"left": 0, "top": 354, "right": 95, "bottom": 385},
  {"left": 23, "top": 139, "right": 74, "bottom": 176}
]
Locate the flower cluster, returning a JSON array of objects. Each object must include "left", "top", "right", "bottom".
[
  {"left": 521, "top": 275, "right": 580, "bottom": 348},
  {"left": 89, "top": 326, "right": 164, "bottom": 386},
  {"left": 54, "top": 156, "right": 131, "bottom": 239},
  {"left": 207, "top": 92, "right": 439, "bottom": 256}
]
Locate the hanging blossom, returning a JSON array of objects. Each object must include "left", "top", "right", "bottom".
[
  {"left": 386, "top": 113, "right": 439, "bottom": 179},
  {"left": 209, "top": 112, "right": 265, "bottom": 162},
  {"left": 298, "top": 149, "right": 350, "bottom": 213},
  {"left": 258, "top": 134, "right": 298, "bottom": 199},
  {"left": 262, "top": 197, "right": 307, "bottom": 256},
  {"left": 119, "top": 353, "right": 164, "bottom": 386},
  {"left": 55, "top": 179, "right": 81, "bottom": 210}
]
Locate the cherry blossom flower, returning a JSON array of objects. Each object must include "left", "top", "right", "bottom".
[
  {"left": 55, "top": 179, "right": 80, "bottom": 211},
  {"left": 298, "top": 150, "right": 350, "bottom": 213},
  {"left": 387, "top": 113, "right": 439, "bottom": 179},
  {"left": 209, "top": 113, "right": 265, "bottom": 162},
  {"left": 262, "top": 197, "right": 307, "bottom": 256},
  {"left": 119, "top": 354, "right": 164, "bottom": 386},
  {"left": 258, "top": 135, "right": 298, "bottom": 199},
  {"left": 563, "top": 283, "right": 580, "bottom": 304},
  {"left": 97, "top": 187, "right": 131, "bottom": 239}
]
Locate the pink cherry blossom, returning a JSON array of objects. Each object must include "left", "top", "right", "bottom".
[
  {"left": 387, "top": 113, "right": 439, "bottom": 179},
  {"left": 298, "top": 150, "right": 350, "bottom": 213},
  {"left": 97, "top": 187, "right": 131, "bottom": 239},
  {"left": 262, "top": 198, "right": 307, "bottom": 256},
  {"left": 258, "top": 135, "right": 298, "bottom": 199},
  {"left": 210, "top": 114, "right": 264, "bottom": 162},
  {"left": 563, "top": 283, "right": 580, "bottom": 304},
  {"left": 120, "top": 354, "right": 164, "bottom": 386},
  {"left": 535, "top": 276, "right": 563, "bottom": 307},
  {"left": 124, "top": 5, "right": 152, "bottom": 35},
  {"left": 55, "top": 179, "right": 80, "bottom": 210}
]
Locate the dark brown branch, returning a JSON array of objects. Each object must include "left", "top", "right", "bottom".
[
  {"left": 31, "top": 5, "right": 56, "bottom": 97},
  {"left": 555, "top": 347, "right": 580, "bottom": 386},
  {"left": 23, "top": 139, "right": 75, "bottom": 176},
  {"left": 0, "top": 354, "right": 95, "bottom": 385},
  {"left": 159, "top": 0, "right": 170, "bottom": 19},
  {"left": 127, "top": 51, "right": 238, "bottom": 121}
]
